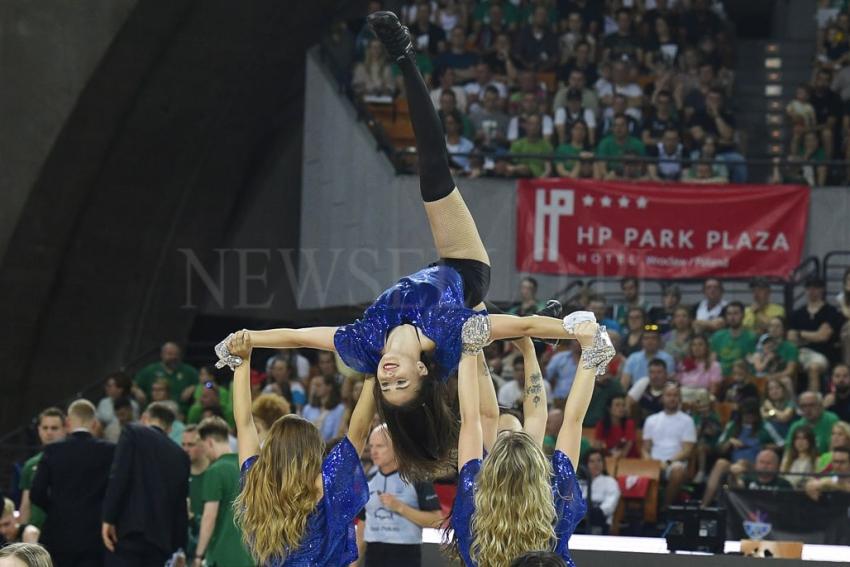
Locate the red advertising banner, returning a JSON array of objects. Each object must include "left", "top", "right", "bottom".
[{"left": 516, "top": 179, "right": 810, "bottom": 279}]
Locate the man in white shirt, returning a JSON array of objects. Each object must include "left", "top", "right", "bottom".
[
  {"left": 498, "top": 355, "right": 552, "bottom": 409},
  {"left": 642, "top": 383, "right": 696, "bottom": 511},
  {"left": 693, "top": 277, "right": 728, "bottom": 334}
]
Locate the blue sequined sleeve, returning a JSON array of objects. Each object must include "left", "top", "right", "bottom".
[
  {"left": 452, "top": 459, "right": 482, "bottom": 567},
  {"left": 323, "top": 437, "right": 369, "bottom": 523},
  {"left": 240, "top": 455, "right": 259, "bottom": 488},
  {"left": 334, "top": 322, "right": 382, "bottom": 375},
  {"left": 551, "top": 450, "right": 587, "bottom": 563}
]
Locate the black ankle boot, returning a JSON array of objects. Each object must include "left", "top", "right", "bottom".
[
  {"left": 367, "top": 11, "right": 414, "bottom": 61},
  {"left": 536, "top": 300, "right": 563, "bottom": 346}
]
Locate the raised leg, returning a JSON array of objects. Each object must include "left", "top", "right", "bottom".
[{"left": 369, "top": 12, "right": 489, "bottom": 265}]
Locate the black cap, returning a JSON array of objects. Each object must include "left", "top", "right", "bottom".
[
  {"left": 804, "top": 275, "right": 826, "bottom": 289},
  {"left": 750, "top": 278, "right": 771, "bottom": 289}
]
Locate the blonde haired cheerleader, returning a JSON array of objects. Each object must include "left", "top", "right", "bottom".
[
  {"left": 227, "top": 331, "right": 376, "bottom": 566},
  {"left": 450, "top": 316, "right": 612, "bottom": 567}
]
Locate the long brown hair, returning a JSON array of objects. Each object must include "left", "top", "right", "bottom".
[
  {"left": 234, "top": 415, "right": 324, "bottom": 564},
  {"left": 781, "top": 425, "right": 817, "bottom": 473},
  {"left": 374, "top": 373, "right": 459, "bottom": 481}
]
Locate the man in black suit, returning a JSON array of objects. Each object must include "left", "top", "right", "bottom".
[
  {"left": 30, "top": 399, "right": 115, "bottom": 567},
  {"left": 102, "top": 401, "right": 190, "bottom": 567}
]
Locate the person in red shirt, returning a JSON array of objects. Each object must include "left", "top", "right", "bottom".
[{"left": 594, "top": 394, "right": 639, "bottom": 458}]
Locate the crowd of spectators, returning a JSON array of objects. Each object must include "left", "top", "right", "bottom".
[
  {"left": 770, "top": 1, "right": 850, "bottom": 185},
  {"left": 0, "top": 336, "right": 443, "bottom": 564},
  {"left": 4, "top": 267, "right": 850, "bottom": 559},
  {"left": 333, "top": 0, "right": 747, "bottom": 182},
  {"left": 485, "top": 271, "right": 850, "bottom": 530},
  {"left": 557, "top": 269, "right": 850, "bottom": 529}
]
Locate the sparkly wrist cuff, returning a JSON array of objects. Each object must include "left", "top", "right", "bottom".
[
  {"left": 580, "top": 325, "right": 616, "bottom": 376},
  {"left": 461, "top": 314, "right": 491, "bottom": 356},
  {"left": 214, "top": 334, "right": 244, "bottom": 370},
  {"left": 561, "top": 310, "right": 596, "bottom": 334}
]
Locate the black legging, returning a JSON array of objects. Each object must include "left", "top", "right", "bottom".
[{"left": 397, "top": 54, "right": 455, "bottom": 203}]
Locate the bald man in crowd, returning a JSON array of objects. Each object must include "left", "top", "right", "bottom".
[
  {"left": 732, "top": 449, "right": 792, "bottom": 491},
  {"left": 360, "top": 425, "right": 443, "bottom": 567},
  {"left": 31, "top": 399, "right": 115, "bottom": 567}
]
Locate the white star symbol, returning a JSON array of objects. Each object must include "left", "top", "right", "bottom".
[
  {"left": 600, "top": 196, "right": 612, "bottom": 207},
  {"left": 618, "top": 196, "right": 630, "bottom": 208},
  {"left": 582, "top": 195, "right": 594, "bottom": 207},
  {"left": 636, "top": 196, "right": 648, "bottom": 209}
]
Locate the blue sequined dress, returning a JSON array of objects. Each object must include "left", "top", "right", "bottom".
[
  {"left": 334, "top": 264, "right": 480, "bottom": 381},
  {"left": 240, "top": 436, "right": 368, "bottom": 566},
  {"left": 451, "top": 450, "right": 587, "bottom": 567}
]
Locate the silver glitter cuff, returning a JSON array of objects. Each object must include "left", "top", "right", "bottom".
[
  {"left": 214, "top": 334, "right": 243, "bottom": 370},
  {"left": 561, "top": 310, "right": 596, "bottom": 334},
  {"left": 581, "top": 325, "right": 616, "bottom": 376},
  {"left": 461, "top": 314, "right": 491, "bottom": 356}
]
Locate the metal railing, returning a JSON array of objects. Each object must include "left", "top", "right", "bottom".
[
  {"left": 398, "top": 148, "right": 850, "bottom": 170},
  {"left": 824, "top": 251, "right": 850, "bottom": 300},
  {"left": 537, "top": 272, "right": 800, "bottom": 316},
  {"left": 785, "top": 256, "right": 822, "bottom": 312}
]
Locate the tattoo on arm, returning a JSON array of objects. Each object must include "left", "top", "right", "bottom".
[{"left": 526, "top": 371, "right": 543, "bottom": 407}]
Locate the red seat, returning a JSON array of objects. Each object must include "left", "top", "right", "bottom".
[{"left": 434, "top": 482, "right": 457, "bottom": 522}]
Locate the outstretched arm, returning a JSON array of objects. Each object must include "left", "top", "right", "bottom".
[
  {"left": 246, "top": 327, "right": 338, "bottom": 350},
  {"left": 489, "top": 314, "right": 576, "bottom": 342},
  {"left": 517, "top": 338, "right": 548, "bottom": 447},
  {"left": 556, "top": 322, "right": 599, "bottom": 465},
  {"left": 478, "top": 352, "right": 500, "bottom": 454},
  {"left": 346, "top": 376, "right": 377, "bottom": 455},
  {"left": 229, "top": 331, "right": 260, "bottom": 465},
  {"left": 458, "top": 354, "right": 483, "bottom": 470}
]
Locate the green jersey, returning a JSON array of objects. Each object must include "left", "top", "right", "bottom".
[
  {"left": 19, "top": 453, "right": 46, "bottom": 529},
  {"left": 786, "top": 411, "right": 840, "bottom": 454},
  {"left": 201, "top": 454, "right": 253, "bottom": 567},
  {"left": 596, "top": 135, "right": 645, "bottom": 172},
  {"left": 135, "top": 362, "right": 198, "bottom": 409},
  {"left": 511, "top": 138, "right": 553, "bottom": 178},
  {"left": 710, "top": 328, "right": 758, "bottom": 376}
]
